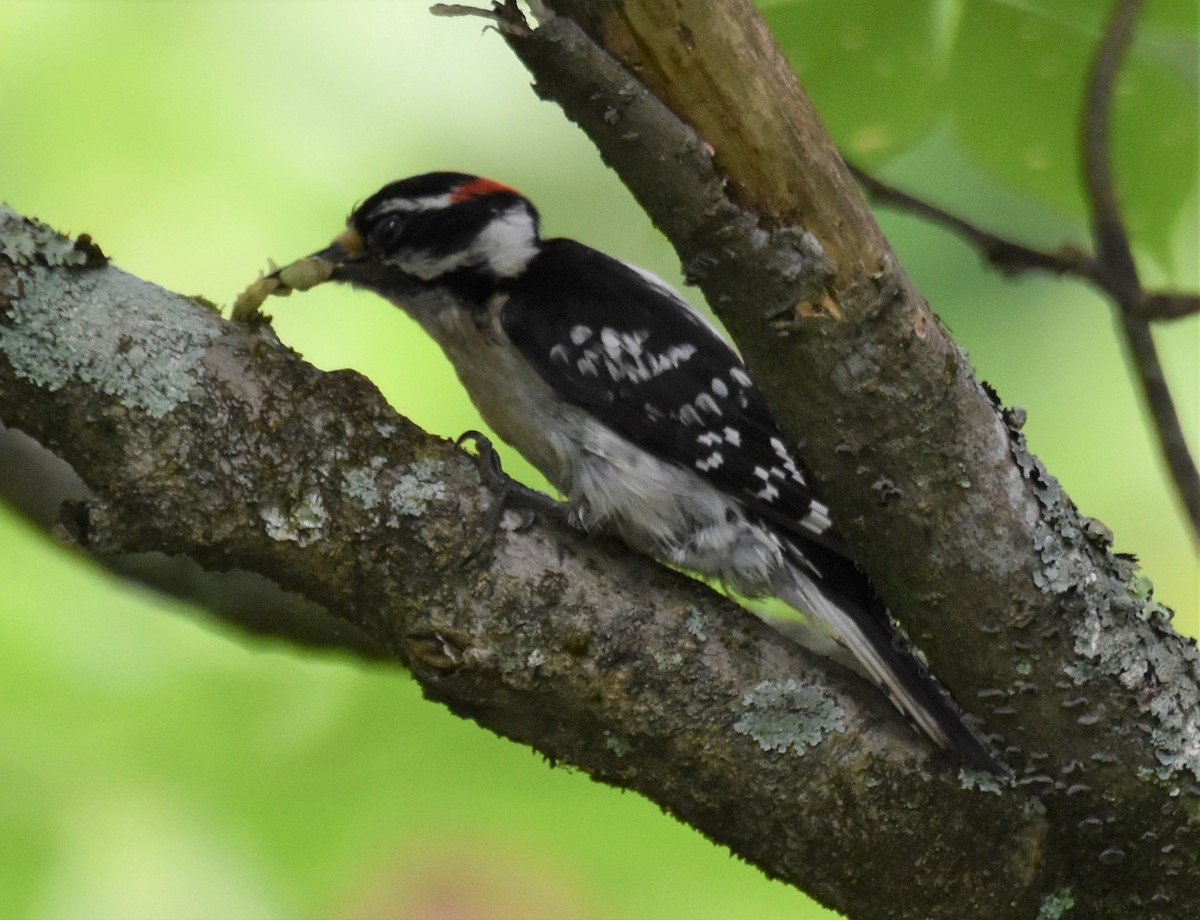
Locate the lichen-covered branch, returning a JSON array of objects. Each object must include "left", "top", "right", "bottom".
[{"left": 1, "top": 206, "right": 1047, "bottom": 918}]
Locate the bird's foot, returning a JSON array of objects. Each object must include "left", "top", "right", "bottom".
[{"left": 456, "top": 431, "right": 572, "bottom": 535}]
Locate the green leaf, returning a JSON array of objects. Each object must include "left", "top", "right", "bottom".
[{"left": 762, "top": 0, "right": 1199, "bottom": 270}]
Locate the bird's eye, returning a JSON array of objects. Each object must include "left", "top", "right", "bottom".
[{"left": 369, "top": 213, "right": 405, "bottom": 250}]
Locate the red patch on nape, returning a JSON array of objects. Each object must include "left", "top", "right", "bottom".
[{"left": 450, "top": 177, "right": 517, "bottom": 202}]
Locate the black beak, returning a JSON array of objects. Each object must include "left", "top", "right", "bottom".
[{"left": 296, "top": 227, "right": 365, "bottom": 272}]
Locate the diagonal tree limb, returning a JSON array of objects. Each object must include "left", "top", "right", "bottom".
[
  {"left": 472, "top": 0, "right": 1197, "bottom": 913},
  {"left": 1, "top": 206, "right": 1042, "bottom": 919}
]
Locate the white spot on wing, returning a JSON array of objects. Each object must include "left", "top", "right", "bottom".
[
  {"left": 647, "top": 344, "right": 697, "bottom": 375},
  {"left": 600, "top": 327, "right": 621, "bottom": 355},
  {"left": 695, "top": 393, "right": 722, "bottom": 416},
  {"left": 769, "top": 436, "right": 804, "bottom": 483},
  {"left": 756, "top": 482, "right": 780, "bottom": 501},
  {"left": 800, "top": 500, "right": 833, "bottom": 534}
]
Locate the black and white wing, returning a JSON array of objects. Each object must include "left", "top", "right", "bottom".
[{"left": 500, "top": 238, "right": 841, "bottom": 553}]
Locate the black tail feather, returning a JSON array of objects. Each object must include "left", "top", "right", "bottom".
[{"left": 777, "top": 541, "right": 1002, "bottom": 773}]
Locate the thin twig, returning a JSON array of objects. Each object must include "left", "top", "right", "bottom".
[
  {"left": 1084, "top": 0, "right": 1200, "bottom": 541},
  {"left": 1083, "top": 0, "right": 1143, "bottom": 292},
  {"left": 1141, "top": 291, "right": 1200, "bottom": 321},
  {"left": 429, "top": 1, "right": 532, "bottom": 35},
  {"left": 847, "top": 164, "right": 1101, "bottom": 282},
  {"left": 852, "top": 0, "right": 1199, "bottom": 541},
  {"left": 850, "top": 164, "right": 1199, "bottom": 324},
  {"left": 849, "top": 164, "right": 1199, "bottom": 324}
]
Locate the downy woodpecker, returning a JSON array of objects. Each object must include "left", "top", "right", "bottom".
[{"left": 238, "top": 172, "right": 998, "bottom": 771}]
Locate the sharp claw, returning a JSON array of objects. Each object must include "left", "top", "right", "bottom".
[
  {"left": 456, "top": 430, "right": 567, "bottom": 522},
  {"left": 457, "top": 430, "right": 514, "bottom": 494}
]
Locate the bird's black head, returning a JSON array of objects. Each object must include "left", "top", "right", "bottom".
[
  {"left": 345, "top": 172, "right": 542, "bottom": 288},
  {"left": 242, "top": 173, "right": 543, "bottom": 318}
]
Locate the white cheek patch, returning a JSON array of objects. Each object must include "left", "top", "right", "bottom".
[
  {"left": 472, "top": 206, "right": 540, "bottom": 277},
  {"left": 381, "top": 201, "right": 539, "bottom": 281}
]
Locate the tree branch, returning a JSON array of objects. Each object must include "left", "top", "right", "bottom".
[
  {"left": 1083, "top": 0, "right": 1142, "bottom": 289},
  {"left": 848, "top": 164, "right": 1200, "bottom": 323},
  {"left": 847, "top": 163, "right": 1102, "bottom": 282},
  {"left": 0, "top": 206, "right": 1045, "bottom": 918},
  {"left": 1141, "top": 290, "right": 1200, "bottom": 321},
  {"left": 483, "top": 0, "right": 1199, "bottom": 913},
  {"left": 1083, "top": 0, "right": 1200, "bottom": 541}
]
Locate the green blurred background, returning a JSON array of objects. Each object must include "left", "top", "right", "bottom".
[{"left": 0, "top": 2, "right": 1195, "bottom": 918}]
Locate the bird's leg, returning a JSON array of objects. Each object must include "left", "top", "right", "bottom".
[{"left": 456, "top": 431, "right": 572, "bottom": 533}]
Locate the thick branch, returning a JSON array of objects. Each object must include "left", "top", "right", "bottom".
[
  {"left": 484, "top": 0, "right": 1199, "bottom": 914},
  {"left": 1, "top": 207, "right": 1046, "bottom": 918}
]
